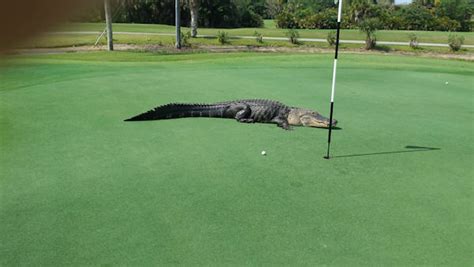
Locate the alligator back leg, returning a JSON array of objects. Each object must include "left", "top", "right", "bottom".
[{"left": 227, "top": 104, "right": 253, "bottom": 122}]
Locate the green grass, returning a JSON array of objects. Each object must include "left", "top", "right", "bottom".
[
  {"left": 263, "top": 19, "right": 276, "bottom": 29},
  {"left": 1, "top": 52, "right": 473, "bottom": 265},
  {"left": 56, "top": 22, "right": 474, "bottom": 45}
]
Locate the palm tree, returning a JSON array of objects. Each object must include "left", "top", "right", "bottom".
[
  {"left": 349, "top": 0, "right": 370, "bottom": 23},
  {"left": 358, "top": 17, "right": 380, "bottom": 49},
  {"left": 104, "top": 0, "right": 113, "bottom": 51},
  {"left": 188, "top": 0, "right": 199, "bottom": 37}
]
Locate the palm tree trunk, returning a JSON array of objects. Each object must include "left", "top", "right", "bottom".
[
  {"left": 189, "top": 0, "right": 199, "bottom": 38},
  {"left": 175, "top": 0, "right": 181, "bottom": 49},
  {"left": 104, "top": 0, "right": 113, "bottom": 51}
]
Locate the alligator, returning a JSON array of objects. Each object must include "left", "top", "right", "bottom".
[{"left": 124, "top": 99, "right": 337, "bottom": 130}]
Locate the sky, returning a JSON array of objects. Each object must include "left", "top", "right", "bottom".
[{"left": 394, "top": 0, "right": 413, "bottom": 4}]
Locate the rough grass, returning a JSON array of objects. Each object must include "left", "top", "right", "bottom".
[
  {"left": 18, "top": 22, "right": 474, "bottom": 54},
  {"left": 54, "top": 22, "right": 474, "bottom": 45},
  {"left": 1, "top": 52, "right": 473, "bottom": 265},
  {"left": 19, "top": 33, "right": 474, "bottom": 55}
]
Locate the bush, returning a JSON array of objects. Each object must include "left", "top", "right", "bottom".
[
  {"left": 286, "top": 29, "right": 300, "bottom": 45},
  {"left": 436, "top": 0, "right": 473, "bottom": 32},
  {"left": 275, "top": 10, "right": 298, "bottom": 28},
  {"left": 217, "top": 31, "right": 230, "bottom": 45},
  {"left": 300, "top": 8, "right": 338, "bottom": 29},
  {"left": 448, "top": 34, "right": 464, "bottom": 52},
  {"left": 434, "top": 16, "right": 461, "bottom": 31},
  {"left": 397, "top": 4, "right": 436, "bottom": 30},
  {"left": 254, "top": 31, "right": 264, "bottom": 43},
  {"left": 358, "top": 18, "right": 380, "bottom": 50},
  {"left": 276, "top": 2, "right": 309, "bottom": 29},
  {"left": 239, "top": 9, "right": 264, "bottom": 27},
  {"left": 275, "top": 3, "right": 299, "bottom": 29},
  {"left": 181, "top": 31, "right": 192, "bottom": 47},
  {"left": 384, "top": 14, "right": 404, "bottom": 30},
  {"left": 327, "top": 31, "right": 337, "bottom": 46},
  {"left": 408, "top": 33, "right": 419, "bottom": 49},
  {"left": 73, "top": 0, "right": 472, "bottom": 32}
]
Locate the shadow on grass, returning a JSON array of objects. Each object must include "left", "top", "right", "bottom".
[
  {"left": 373, "top": 45, "right": 392, "bottom": 52},
  {"left": 332, "top": 145, "right": 440, "bottom": 159},
  {"left": 317, "top": 126, "right": 342, "bottom": 130}
]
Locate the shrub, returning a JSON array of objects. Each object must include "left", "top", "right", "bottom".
[
  {"left": 327, "top": 31, "right": 337, "bottom": 46},
  {"left": 434, "top": 16, "right": 461, "bottom": 31},
  {"left": 448, "top": 34, "right": 464, "bottom": 52},
  {"left": 315, "top": 9, "right": 337, "bottom": 29},
  {"left": 358, "top": 18, "right": 380, "bottom": 50},
  {"left": 299, "top": 8, "right": 337, "bottom": 29},
  {"left": 180, "top": 31, "right": 192, "bottom": 47},
  {"left": 276, "top": 10, "right": 298, "bottom": 28},
  {"left": 239, "top": 9, "right": 264, "bottom": 27},
  {"left": 408, "top": 33, "right": 419, "bottom": 49},
  {"left": 286, "top": 29, "right": 300, "bottom": 45},
  {"left": 436, "top": 0, "right": 473, "bottom": 31},
  {"left": 397, "top": 4, "right": 436, "bottom": 30},
  {"left": 275, "top": 2, "right": 308, "bottom": 29},
  {"left": 254, "top": 31, "right": 264, "bottom": 43},
  {"left": 217, "top": 31, "right": 230, "bottom": 45},
  {"left": 384, "top": 14, "right": 404, "bottom": 30}
]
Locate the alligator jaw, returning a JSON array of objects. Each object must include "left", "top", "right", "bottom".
[{"left": 288, "top": 108, "right": 336, "bottom": 128}]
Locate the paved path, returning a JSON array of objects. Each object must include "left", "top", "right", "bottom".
[{"left": 50, "top": 31, "right": 474, "bottom": 48}]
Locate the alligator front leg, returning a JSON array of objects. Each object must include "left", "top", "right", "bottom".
[{"left": 273, "top": 117, "right": 291, "bottom": 130}]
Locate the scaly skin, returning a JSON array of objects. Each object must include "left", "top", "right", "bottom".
[{"left": 125, "top": 99, "right": 337, "bottom": 130}]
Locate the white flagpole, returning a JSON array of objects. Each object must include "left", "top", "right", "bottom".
[{"left": 324, "top": 0, "right": 343, "bottom": 159}]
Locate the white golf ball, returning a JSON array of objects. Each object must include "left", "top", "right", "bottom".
[
  {"left": 261, "top": 151, "right": 266, "bottom": 156},
  {"left": 445, "top": 81, "right": 449, "bottom": 85}
]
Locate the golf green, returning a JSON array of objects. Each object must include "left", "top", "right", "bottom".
[{"left": 1, "top": 52, "right": 472, "bottom": 265}]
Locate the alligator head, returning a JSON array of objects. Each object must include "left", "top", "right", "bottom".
[{"left": 288, "top": 108, "right": 337, "bottom": 128}]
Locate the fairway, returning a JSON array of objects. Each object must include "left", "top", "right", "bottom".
[{"left": 0, "top": 52, "right": 473, "bottom": 265}]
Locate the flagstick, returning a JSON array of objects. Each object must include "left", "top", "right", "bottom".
[{"left": 324, "top": 0, "right": 343, "bottom": 160}]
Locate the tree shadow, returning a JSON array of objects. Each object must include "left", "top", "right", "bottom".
[
  {"left": 373, "top": 45, "right": 392, "bottom": 52},
  {"left": 332, "top": 145, "right": 440, "bottom": 159}
]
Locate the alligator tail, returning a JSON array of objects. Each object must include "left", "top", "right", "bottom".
[{"left": 124, "top": 103, "right": 226, "bottom": 121}]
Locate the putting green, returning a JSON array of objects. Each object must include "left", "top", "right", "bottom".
[{"left": 1, "top": 52, "right": 472, "bottom": 265}]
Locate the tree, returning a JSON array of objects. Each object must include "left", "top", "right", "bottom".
[
  {"left": 358, "top": 17, "right": 380, "bottom": 49},
  {"left": 104, "top": 0, "right": 113, "bottom": 51},
  {"left": 265, "top": 0, "right": 284, "bottom": 19},
  {"left": 436, "top": 0, "right": 473, "bottom": 31},
  {"left": 188, "top": 0, "right": 199, "bottom": 37},
  {"left": 397, "top": 3, "right": 435, "bottom": 30},
  {"left": 175, "top": 0, "right": 181, "bottom": 48},
  {"left": 349, "top": 0, "right": 374, "bottom": 23}
]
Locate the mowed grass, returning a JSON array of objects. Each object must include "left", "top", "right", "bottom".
[{"left": 0, "top": 52, "right": 473, "bottom": 265}]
